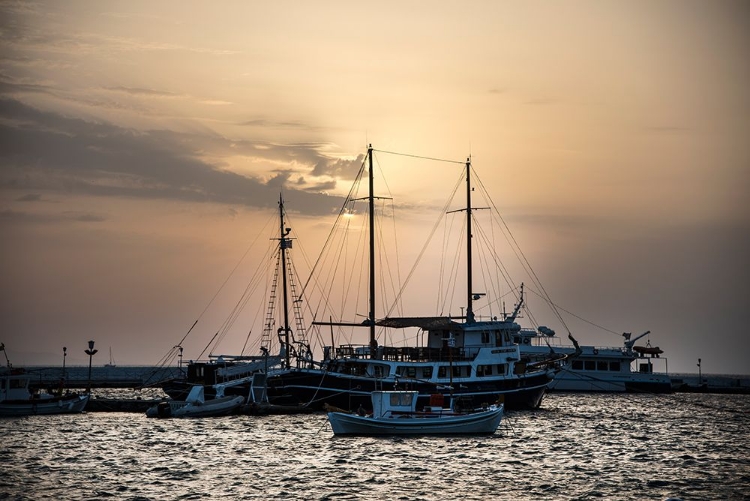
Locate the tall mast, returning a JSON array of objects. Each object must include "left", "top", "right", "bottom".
[
  {"left": 367, "top": 145, "right": 378, "bottom": 356},
  {"left": 465, "top": 157, "right": 475, "bottom": 323},
  {"left": 279, "top": 193, "right": 292, "bottom": 369}
]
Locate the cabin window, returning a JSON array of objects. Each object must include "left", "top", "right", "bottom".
[
  {"left": 481, "top": 331, "right": 490, "bottom": 344},
  {"left": 584, "top": 361, "right": 596, "bottom": 371},
  {"left": 374, "top": 365, "right": 385, "bottom": 378},
  {"left": 452, "top": 366, "right": 463, "bottom": 378},
  {"left": 395, "top": 366, "right": 406, "bottom": 377},
  {"left": 390, "top": 392, "right": 414, "bottom": 406},
  {"left": 438, "top": 366, "right": 447, "bottom": 378},
  {"left": 421, "top": 367, "right": 433, "bottom": 379},
  {"left": 405, "top": 367, "right": 416, "bottom": 378},
  {"left": 495, "top": 331, "right": 504, "bottom": 347},
  {"left": 597, "top": 361, "right": 608, "bottom": 371},
  {"left": 609, "top": 362, "right": 620, "bottom": 372},
  {"left": 572, "top": 360, "right": 583, "bottom": 371},
  {"left": 354, "top": 365, "right": 367, "bottom": 376},
  {"left": 504, "top": 331, "right": 511, "bottom": 344},
  {"left": 496, "top": 363, "right": 507, "bottom": 375},
  {"left": 477, "top": 364, "right": 493, "bottom": 377}
]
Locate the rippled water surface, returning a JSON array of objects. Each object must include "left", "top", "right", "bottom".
[{"left": 1, "top": 393, "right": 748, "bottom": 500}]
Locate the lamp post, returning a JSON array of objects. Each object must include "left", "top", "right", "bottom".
[
  {"left": 85, "top": 340, "right": 98, "bottom": 394},
  {"left": 60, "top": 346, "right": 67, "bottom": 395},
  {"left": 177, "top": 345, "right": 183, "bottom": 371}
]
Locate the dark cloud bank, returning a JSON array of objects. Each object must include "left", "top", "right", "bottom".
[{"left": 0, "top": 98, "right": 365, "bottom": 216}]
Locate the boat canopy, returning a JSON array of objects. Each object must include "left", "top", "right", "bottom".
[{"left": 376, "top": 317, "right": 463, "bottom": 330}]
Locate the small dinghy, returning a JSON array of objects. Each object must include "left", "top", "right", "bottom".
[{"left": 146, "top": 385, "right": 243, "bottom": 418}]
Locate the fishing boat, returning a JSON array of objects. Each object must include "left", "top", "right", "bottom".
[
  {"left": 517, "top": 329, "right": 672, "bottom": 393},
  {"left": 327, "top": 390, "right": 503, "bottom": 436},
  {"left": 266, "top": 146, "right": 578, "bottom": 412},
  {"left": 1, "top": 368, "right": 89, "bottom": 417},
  {"left": 0, "top": 343, "right": 89, "bottom": 417},
  {"left": 146, "top": 385, "right": 244, "bottom": 418}
]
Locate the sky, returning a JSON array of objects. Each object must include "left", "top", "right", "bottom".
[{"left": 0, "top": 1, "right": 748, "bottom": 375}]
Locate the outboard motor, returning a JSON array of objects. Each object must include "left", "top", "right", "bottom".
[{"left": 156, "top": 401, "right": 172, "bottom": 418}]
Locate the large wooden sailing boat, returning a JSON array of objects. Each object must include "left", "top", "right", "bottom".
[
  {"left": 161, "top": 194, "right": 306, "bottom": 404},
  {"left": 265, "top": 145, "right": 577, "bottom": 411}
]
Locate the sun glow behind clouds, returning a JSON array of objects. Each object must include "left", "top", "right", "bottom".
[{"left": 0, "top": 1, "right": 748, "bottom": 373}]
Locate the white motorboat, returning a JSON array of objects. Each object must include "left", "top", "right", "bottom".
[
  {"left": 0, "top": 368, "right": 89, "bottom": 417},
  {"left": 327, "top": 390, "right": 504, "bottom": 436},
  {"left": 146, "top": 385, "right": 243, "bottom": 418},
  {"left": 517, "top": 329, "right": 672, "bottom": 393}
]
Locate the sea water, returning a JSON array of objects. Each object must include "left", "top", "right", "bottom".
[{"left": 1, "top": 393, "right": 748, "bottom": 500}]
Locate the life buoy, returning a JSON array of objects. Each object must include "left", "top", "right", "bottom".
[
  {"left": 593, "top": 349, "right": 599, "bottom": 355},
  {"left": 523, "top": 338, "right": 530, "bottom": 345}
]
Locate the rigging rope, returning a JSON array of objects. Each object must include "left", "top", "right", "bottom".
[
  {"left": 525, "top": 287, "right": 621, "bottom": 336},
  {"left": 373, "top": 149, "right": 464, "bottom": 165},
  {"left": 473, "top": 171, "right": 572, "bottom": 335},
  {"left": 384, "top": 170, "right": 464, "bottom": 318}
]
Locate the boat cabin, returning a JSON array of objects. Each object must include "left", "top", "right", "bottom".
[
  {"left": 0, "top": 370, "right": 33, "bottom": 401},
  {"left": 371, "top": 390, "right": 419, "bottom": 417},
  {"left": 329, "top": 316, "right": 522, "bottom": 364}
]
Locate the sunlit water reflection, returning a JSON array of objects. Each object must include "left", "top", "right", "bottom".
[{"left": 1, "top": 393, "right": 748, "bottom": 500}]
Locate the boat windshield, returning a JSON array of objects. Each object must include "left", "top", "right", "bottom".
[{"left": 390, "top": 393, "right": 414, "bottom": 407}]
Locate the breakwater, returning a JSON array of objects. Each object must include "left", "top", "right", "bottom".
[
  {"left": 670, "top": 373, "right": 750, "bottom": 394},
  {"left": 23, "top": 365, "right": 183, "bottom": 391}
]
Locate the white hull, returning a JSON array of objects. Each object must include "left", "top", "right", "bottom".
[
  {"left": 518, "top": 330, "right": 671, "bottom": 393},
  {"left": 328, "top": 406, "right": 503, "bottom": 436},
  {"left": 549, "top": 372, "right": 672, "bottom": 392},
  {"left": 0, "top": 394, "right": 89, "bottom": 417},
  {"left": 146, "top": 395, "right": 244, "bottom": 418}
]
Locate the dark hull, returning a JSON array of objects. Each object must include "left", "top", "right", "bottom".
[{"left": 265, "top": 368, "right": 552, "bottom": 411}]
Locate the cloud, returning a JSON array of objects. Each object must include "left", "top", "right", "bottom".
[
  {"left": 305, "top": 179, "right": 337, "bottom": 192},
  {"left": 103, "top": 86, "right": 182, "bottom": 98},
  {"left": 15, "top": 193, "right": 41, "bottom": 202},
  {"left": 266, "top": 170, "right": 294, "bottom": 189},
  {"left": 0, "top": 98, "right": 347, "bottom": 215},
  {"left": 0, "top": 209, "right": 105, "bottom": 223},
  {"left": 66, "top": 212, "right": 107, "bottom": 222},
  {"left": 311, "top": 154, "right": 365, "bottom": 179},
  {"left": 0, "top": 74, "right": 57, "bottom": 96},
  {"left": 237, "top": 118, "right": 320, "bottom": 130}
]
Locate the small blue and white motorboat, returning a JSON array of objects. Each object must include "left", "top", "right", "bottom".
[{"left": 327, "top": 390, "right": 503, "bottom": 436}]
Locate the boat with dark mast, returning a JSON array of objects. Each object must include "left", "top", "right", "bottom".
[
  {"left": 160, "top": 194, "right": 309, "bottom": 411},
  {"left": 265, "top": 145, "right": 578, "bottom": 412}
]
